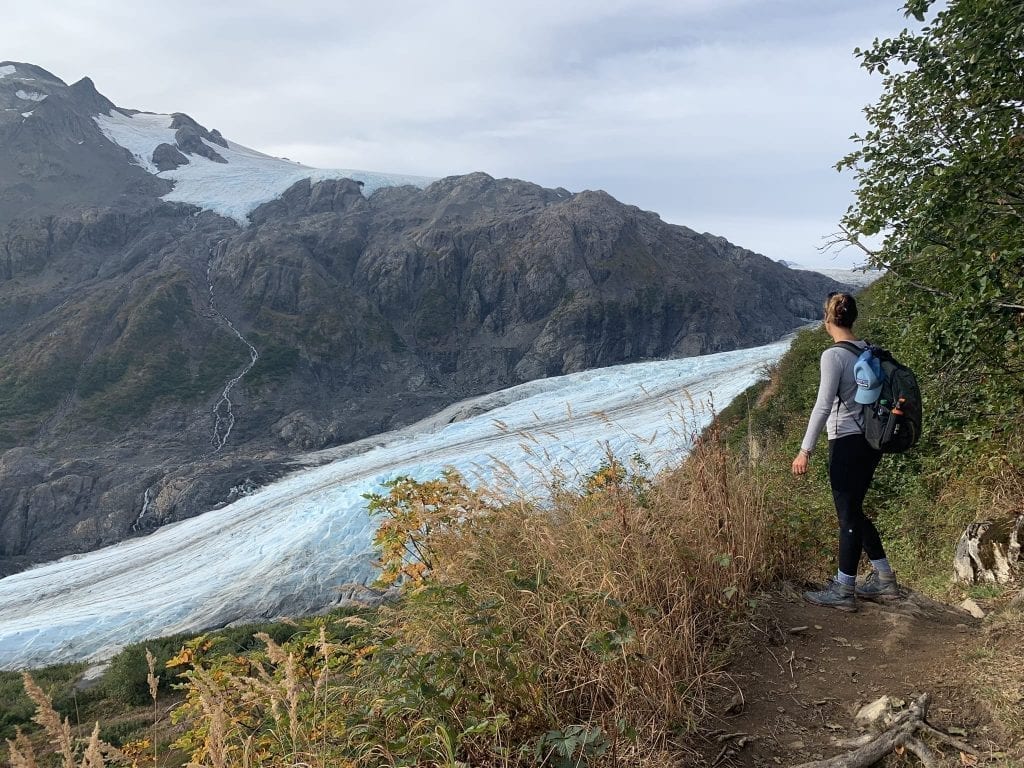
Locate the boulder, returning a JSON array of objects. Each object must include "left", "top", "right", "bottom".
[
  {"left": 152, "top": 142, "right": 188, "bottom": 171},
  {"left": 174, "top": 125, "right": 227, "bottom": 163}
]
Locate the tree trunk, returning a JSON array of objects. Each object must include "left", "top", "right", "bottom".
[{"left": 952, "top": 513, "right": 1022, "bottom": 584}]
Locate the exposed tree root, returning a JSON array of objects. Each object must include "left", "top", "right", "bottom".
[{"left": 792, "top": 694, "right": 977, "bottom": 768}]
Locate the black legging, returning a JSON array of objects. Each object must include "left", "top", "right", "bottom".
[{"left": 828, "top": 434, "right": 885, "bottom": 575}]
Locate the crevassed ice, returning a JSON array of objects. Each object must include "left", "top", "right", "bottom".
[
  {"left": 94, "top": 110, "right": 432, "bottom": 225},
  {"left": 0, "top": 339, "right": 790, "bottom": 670}
]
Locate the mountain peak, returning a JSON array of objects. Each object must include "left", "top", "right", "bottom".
[
  {"left": 0, "top": 64, "right": 432, "bottom": 227},
  {"left": 0, "top": 61, "right": 64, "bottom": 112},
  {"left": 0, "top": 61, "right": 66, "bottom": 86}
]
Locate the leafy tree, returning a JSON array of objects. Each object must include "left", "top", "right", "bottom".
[{"left": 837, "top": 0, "right": 1024, "bottom": 443}]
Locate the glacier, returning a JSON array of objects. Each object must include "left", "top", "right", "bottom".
[
  {"left": 0, "top": 339, "right": 791, "bottom": 670},
  {"left": 94, "top": 110, "right": 432, "bottom": 224}
]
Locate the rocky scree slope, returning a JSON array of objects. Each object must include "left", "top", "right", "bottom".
[{"left": 0, "top": 62, "right": 846, "bottom": 574}]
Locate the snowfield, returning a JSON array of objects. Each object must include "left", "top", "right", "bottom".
[
  {"left": 94, "top": 110, "right": 433, "bottom": 224},
  {"left": 0, "top": 339, "right": 791, "bottom": 669},
  {"left": 798, "top": 267, "right": 882, "bottom": 289}
]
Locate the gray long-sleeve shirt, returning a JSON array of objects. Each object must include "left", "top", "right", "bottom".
[{"left": 800, "top": 340, "right": 867, "bottom": 453}]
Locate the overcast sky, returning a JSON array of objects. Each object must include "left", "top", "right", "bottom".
[{"left": 1, "top": 1, "right": 910, "bottom": 268}]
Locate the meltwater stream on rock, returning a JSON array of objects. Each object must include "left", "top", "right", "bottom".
[{"left": 0, "top": 339, "right": 790, "bottom": 669}]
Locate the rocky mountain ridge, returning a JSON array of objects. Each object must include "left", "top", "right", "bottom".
[{"left": 0, "top": 62, "right": 847, "bottom": 574}]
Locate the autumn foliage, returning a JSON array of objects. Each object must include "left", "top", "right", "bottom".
[{"left": 154, "top": 429, "right": 774, "bottom": 767}]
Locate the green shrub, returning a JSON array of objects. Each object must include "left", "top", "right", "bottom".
[
  {"left": 101, "top": 622, "right": 302, "bottom": 706},
  {"left": 98, "top": 717, "right": 149, "bottom": 747},
  {"left": 102, "top": 634, "right": 198, "bottom": 706},
  {"left": 0, "top": 663, "right": 90, "bottom": 740}
]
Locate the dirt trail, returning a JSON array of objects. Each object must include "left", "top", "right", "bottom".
[{"left": 693, "top": 584, "right": 1020, "bottom": 767}]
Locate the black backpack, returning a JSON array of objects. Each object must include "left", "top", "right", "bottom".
[{"left": 835, "top": 341, "right": 923, "bottom": 453}]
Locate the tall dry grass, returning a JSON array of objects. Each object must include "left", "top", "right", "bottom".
[
  {"left": 168, "top": 625, "right": 343, "bottom": 768},
  {"left": 9, "top": 426, "right": 777, "bottom": 768},
  {"left": 163, "top": 427, "right": 777, "bottom": 767},
  {"left": 397, "top": 428, "right": 774, "bottom": 761},
  {"left": 6, "top": 672, "right": 122, "bottom": 768}
]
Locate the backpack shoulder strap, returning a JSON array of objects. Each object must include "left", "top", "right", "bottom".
[{"left": 833, "top": 340, "right": 864, "bottom": 357}]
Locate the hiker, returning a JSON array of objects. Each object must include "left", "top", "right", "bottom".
[{"left": 791, "top": 292, "right": 898, "bottom": 611}]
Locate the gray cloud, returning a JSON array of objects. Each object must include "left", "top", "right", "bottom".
[{"left": 1, "top": 0, "right": 905, "bottom": 267}]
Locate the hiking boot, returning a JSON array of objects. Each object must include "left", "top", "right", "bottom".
[
  {"left": 856, "top": 569, "right": 899, "bottom": 601},
  {"left": 803, "top": 579, "right": 857, "bottom": 612}
]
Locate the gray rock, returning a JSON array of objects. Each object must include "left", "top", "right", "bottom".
[
  {"left": 959, "top": 598, "right": 986, "bottom": 618},
  {"left": 1010, "top": 588, "right": 1024, "bottom": 612},
  {"left": 74, "top": 662, "right": 110, "bottom": 692},
  {"left": 274, "top": 411, "right": 326, "bottom": 450},
  {"left": 0, "top": 62, "right": 169, "bottom": 226},
  {"left": 208, "top": 128, "right": 228, "bottom": 148},
  {"left": 174, "top": 125, "right": 227, "bottom": 163},
  {"left": 152, "top": 142, "right": 189, "bottom": 171},
  {"left": 171, "top": 112, "right": 229, "bottom": 147},
  {"left": 855, "top": 695, "right": 892, "bottom": 725}
]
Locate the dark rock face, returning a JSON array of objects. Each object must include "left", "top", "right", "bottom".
[
  {"left": 174, "top": 125, "right": 227, "bottom": 163},
  {"left": 208, "top": 128, "right": 228, "bottom": 148},
  {"left": 171, "top": 112, "right": 229, "bottom": 153},
  {"left": 152, "top": 142, "right": 189, "bottom": 171},
  {"left": 0, "top": 63, "right": 850, "bottom": 574}
]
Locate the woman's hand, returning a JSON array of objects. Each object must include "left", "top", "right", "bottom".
[{"left": 792, "top": 449, "right": 810, "bottom": 476}]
